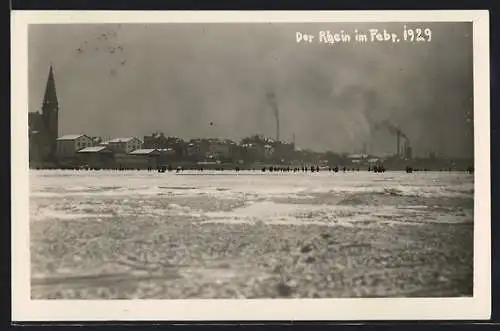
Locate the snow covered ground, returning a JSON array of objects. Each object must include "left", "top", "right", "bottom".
[{"left": 30, "top": 170, "right": 474, "bottom": 299}]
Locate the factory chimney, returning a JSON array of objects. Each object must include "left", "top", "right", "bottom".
[
  {"left": 266, "top": 92, "right": 280, "bottom": 142},
  {"left": 276, "top": 118, "right": 280, "bottom": 142},
  {"left": 396, "top": 131, "right": 401, "bottom": 157},
  {"left": 404, "top": 138, "right": 412, "bottom": 159}
]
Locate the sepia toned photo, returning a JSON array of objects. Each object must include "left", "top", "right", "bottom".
[{"left": 12, "top": 11, "right": 490, "bottom": 321}]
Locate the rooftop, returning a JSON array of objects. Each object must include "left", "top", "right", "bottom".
[
  {"left": 129, "top": 149, "right": 159, "bottom": 155},
  {"left": 147, "top": 132, "right": 165, "bottom": 138},
  {"left": 77, "top": 146, "right": 112, "bottom": 153},
  {"left": 108, "top": 137, "right": 140, "bottom": 143},
  {"left": 57, "top": 134, "right": 87, "bottom": 141},
  {"left": 347, "top": 154, "right": 369, "bottom": 159}
]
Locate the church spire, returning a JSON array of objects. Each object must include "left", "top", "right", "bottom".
[
  {"left": 41, "top": 64, "right": 59, "bottom": 162},
  {"left": 42, "top": 65, "right": 59, "bottom": 112}
]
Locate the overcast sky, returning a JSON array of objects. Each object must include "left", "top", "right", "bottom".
[{"left": 29, "top": 22, "right": 473, "bottom": 157}]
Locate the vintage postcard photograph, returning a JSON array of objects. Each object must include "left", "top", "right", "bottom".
[{"left": 11, "top": 10, "right": 490, "bottom": 321}]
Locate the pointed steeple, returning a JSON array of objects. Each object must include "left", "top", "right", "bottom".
[
  {"left": 42, "top": 65, "right": 59, "bottom": 113},
  {"left": 40, "top": 64, "right": 59, "bottom": 162}
]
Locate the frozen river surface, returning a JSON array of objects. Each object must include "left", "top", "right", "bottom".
[{"left": 30, "top": 170, "right": 474, "bottom": 299}]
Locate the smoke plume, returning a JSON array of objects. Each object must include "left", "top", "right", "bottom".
[{"left": 376, "top": 119, "right": 409, "bottom": 141}]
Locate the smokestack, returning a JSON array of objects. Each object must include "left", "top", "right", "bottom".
[
  {"left": 266, "top": 92, "right": 280, "bottom": 142},
  {"left": 396, "top": 131, "right": 401, "bottom": 157},
  {"left": 378, "top": 120, "right": 408, "bottom": 157},
  {"left": 404, "top": 137, "right": 412, "bottom": 159},
  {"left": 277, "top": 116, "right": 280, "bottom": 142}
]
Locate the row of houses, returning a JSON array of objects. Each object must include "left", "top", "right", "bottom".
[
  {"left": 54, "top": 132, "right": 297, "bottom": 168},
  {"left": 55, "top": 134, "right": 153, "bottom": 169},
  {"left": 140, "top": 132, "right": 296, "bottom": 162},
  {"left": 56, "top": 135, "right": 143, "bottom": 157},
  {"left": 56, "top": 134, "right": 243, "bottom": 161},
  {"left": 53, "top": 133, "right": 400, "bottom": 170}
]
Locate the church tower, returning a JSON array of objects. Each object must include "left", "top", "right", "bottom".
[{"left": 41, "top": 65, "right": 59, "bottom": 160}]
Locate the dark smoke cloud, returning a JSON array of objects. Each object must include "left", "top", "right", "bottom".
[
  {"left": 28, "top": 22, "right": 473, "bottom": 157},
  {"left": 375, "top": 119, "right": 409, "bottom": 141}
]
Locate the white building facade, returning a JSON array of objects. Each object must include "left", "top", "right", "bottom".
[
  {"left": 56, "top": 134, "right": 94, "bottom": 158},
  {"left": 107, "top": 137, "right": 143, "bottom": 154}
]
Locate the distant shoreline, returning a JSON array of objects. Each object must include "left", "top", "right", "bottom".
[{"left": 29, "top": 167, "right": 473, "bottom": 173}]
